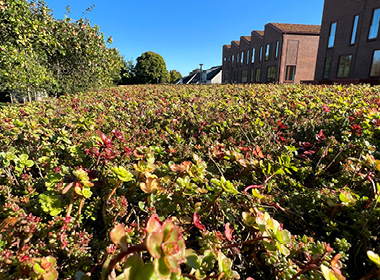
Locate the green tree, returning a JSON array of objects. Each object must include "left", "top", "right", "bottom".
[
  {"left": 134, "top": 52, "right": 168, "bottom": 84},
  {"left": 0, "top": 0, "right": 123, "bottom": 100},
  {"left": 118, "top": 59, "right": 136, "bottom": 85},
  {"left": 168, "top": 70, "right": 182, "bottom": 84}
]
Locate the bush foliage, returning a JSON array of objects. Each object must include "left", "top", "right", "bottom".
[
  {"left": 0, "top": 84, "right": 379, "bottom": 279},
  {"left": 0, "top": 0, "right": 123, "bottom": 100}
]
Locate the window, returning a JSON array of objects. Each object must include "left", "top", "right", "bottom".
[
  {"left": 265, "top": 44, "right": 270, "bottom": 61},
  {"left": 337, "top": 55, "right": 352, "bottom": 78},
  {"left": 285, "top": 66, "right": 296, "bottom": 81},
  {"left": 251, "top": 70, "right": 255, "bottom": 82},
  {"left": 275, "top": 41, "right": 280, "bottom": 59},
  {"left": 369, "top": 8, "right": 380, "bottom": 40},
  {"left": 232, "top": 55, "right": 234, "bottom": 63},
  {"left": 242, "top": 70, "right": 248, "bottom": 83},
  {"left": 370, "top": 50, "right": 380, "bottom": 77},
  {"left": 251, "top": 48, "right": 256, "bottom": 63},
  {"left": 351, "top": 15, "right": 359, "bottom": 45},
  {"left": 246, "top": 50, "right": 250, "bottom": 64},
  {"left": 260, "top": 46, "right": 263, "bottom": 62},
  {"left": 255, "top": 68, "right": 261, "bottom": 82},
  {"left": 267, "top": 66, "right": 277, "bottom": 82},
  {"left": 323, "top": 56, "right": 332, "bottom": 79},
  {"left": 328, "top": 22, "right": 337, "bottom": 48},
  {"left": 241, "top": 51, "right": 244, "bottom": 63}
]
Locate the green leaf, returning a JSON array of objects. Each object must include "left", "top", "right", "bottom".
[
  {"left": 111, "top": 166, "right": 133, "bottom": 182},
  {"left": 367, "top": 251, "right": 380, "bottom": 267},
  {"left": 39, "top": 193, "right": 63, "bottom": 217},
  {"left": 321, "top": 265, "right": 338, "bottom": 280},
  {"left": 147, "top": 231, "right": 164, "bottom": 259},
  {"left": 81, "top": 187, "right": 92, "bottom": 198}
]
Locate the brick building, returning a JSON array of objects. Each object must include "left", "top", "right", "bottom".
[
  {"left": 315, "top": 0, "right": 380, "bottom": 83},
  {"left": 222, "top": 23, "right": 320, "bottom": 84}
]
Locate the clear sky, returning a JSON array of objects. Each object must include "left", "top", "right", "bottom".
[{"left": 44, "top": 0, "right": 324, "bottom": 76}]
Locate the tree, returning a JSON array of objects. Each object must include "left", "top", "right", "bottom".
[
  {"left": 168, "top": 70, "right": 182, "bottom": 84},
  {"left": 118, "top": 59, "right": 136, "bottom": 85},
  {"left": 0, "top": 0, "right": 123, "bottom": 100},
  {"left": 134, "top": 52, "right": 168, "bottom": 84}
]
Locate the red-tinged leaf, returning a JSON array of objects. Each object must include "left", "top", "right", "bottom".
[
  {"left": 146, "top": 214, "right": 162, "bottom": 233},
  {"left": 110, "top": 224, "right": 128, "bottom": 251},
  {"left": 161, "top": 241, "right": 180, "bottom": 256},
  {"left": 146, "top": 231, "right": 164, "bottom": 258},
  {"left": 169, "top": 161, "right": 192, "bottom": 173},
  {"left": 322, "top": 104, "right": 331, "bottom": 112},
  {"left": 193, "top": 212, "right": 206, "bottom": 231},
  {"left": 316, "top": 129, "right": 326, "bottom": 141},
  {"left": 224, "top": 223, "right": 234, "bottom": 241},
  {"left": 253, "top": 145, "right": 264, "bottom": 159},
  {"left": 244, "top": 185, "right": 265, "bottom": 193},
  {"left": 163, "top": 256, "right": 180, "bottom": 274},
  {"left": 62, "top": 182, "right": 73, "bottom": 194}
]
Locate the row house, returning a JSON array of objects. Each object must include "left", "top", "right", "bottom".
[
  {"left": 315, "top": 0, "right": 380, "bottom": 83},
  {"left": 222, "top": 23, "right": 321, "bottom": 84}
]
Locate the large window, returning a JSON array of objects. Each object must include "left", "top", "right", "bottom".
[
  {"left": 251, "top": 48, "right": 256, "bottom": 63},
  {"left": 285, "top": 66, "right": 296, "bottom": 81},
  {"left": 241, "top": 51, "right": 244, "bottom": 64},
  {"left": 232, "top": 55, "right": 234, "bottom": 63},
  {"left": 275, "top": 41, "right": 280, "bottom": 59},
  {"left": 350, "top": 15, "right": 359, "bottom": 45},
  {"left": 323, "top": 56, "right": 332, "bottom": 79},
  {"left": 370, "top": 50, "right": 380, "bottom": 77},
  {"left": 337, "top": 55, "right": 352, "bottom": 78},
  {"left": 246, "top": 50, "right": 250, "bottom": 64},
  {"left": 369, "top": 8, "right": 380, "bottom": 40},
  {"left": 265, "top": 44, "right": 270, "bottom": 61},
  {"left": 267, "top": 66, "right": 277, "bottom": 82},
  {"left": 255, "top": 68, "right": 261, "bottom": 82},
  {"left": 328, "top": 22, "right": 337, "bottom": 48},
  {"left": 260, "top": 46, "right": 263, "bottom": 62}
]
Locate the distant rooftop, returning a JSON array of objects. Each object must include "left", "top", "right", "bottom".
[
  {"left": 268, "top": 23, "right": 321, "bottom": 35},
  {"left": 241, "top": 36, "right": 251, "bottom": 42},
  {"left": 252, "top": 30, "right": 264, "bottom": 37},
  {"left": 232, "top": 40, "right": 240, "bottom": 46}
]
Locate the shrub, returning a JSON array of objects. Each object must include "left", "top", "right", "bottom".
[{"left": 0, "top": 84, "right": 379, "bottom": 279}]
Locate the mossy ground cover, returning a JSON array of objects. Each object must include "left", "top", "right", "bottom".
[{"left": 0, "top": 84, "right": 379, "bottom": 279}]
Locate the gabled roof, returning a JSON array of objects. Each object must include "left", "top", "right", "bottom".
[
  {"left": 232, "top": 40, "right": 240, "bottom": 46},
  {"left": 241, "top": 36, "right": 251, "bottom": 42},
  {"left": 268, "top": 23, "right": 321, "bottom": 35},
  {"left": 206, "top": 66, "right": 222, "bottom": 81},
  {"left": 252, "top": 30, "right": 264, "bottom": 37},
  {"left": 224, "top": 44, "right": 231, "bottom": 48}
]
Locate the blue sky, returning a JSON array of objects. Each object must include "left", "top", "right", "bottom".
[{"left": 45, "top": 0, "right": 324, "bottom": 76}]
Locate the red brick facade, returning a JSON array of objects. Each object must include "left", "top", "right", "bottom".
[
  {"left": 222, "top": 23, "right": 320, "bottom": 84},
  {"left": 315, "top": 0, "right": 380, "bottom": 83}
]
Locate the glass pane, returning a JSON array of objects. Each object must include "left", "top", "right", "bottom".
[
  {"left": 328, "top": 22, "right": 337, "bottom": 48},
  {"left": 260, "top": 47, "right": 263, "bottom": 61},
  {"left": 252, "top": 48, "right": 255, "bottom": 63},
  {"left": 323, "top": 56, "right": 332, "bottom": 79},
  {"left": 265, "top": 44, "right": 270, "bottom": 61},
  {"left": 351, "top": 15, "right": 359, "bottom": 45},
  {"left": 369, "top": 8, "right": 380, "bottom": 40},
  {"left": 275, "top": 41, "right": 280, "bottom": 58},
  {"left": 286, "top": 66, "right": 296, "bottom": 81},
  {"left": 371, "top": 50, "right": 380, "bottom": 77},
  {"left": 256, "top": 69, "right": 261, "bottom": 81},
  {"left": 337, "top": 55, "right": 352, "bottom": 78}
]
